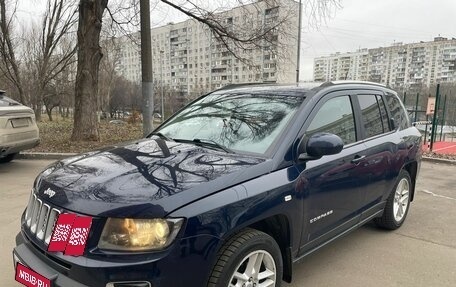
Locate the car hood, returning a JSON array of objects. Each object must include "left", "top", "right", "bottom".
[{"left": 36, "top": 138, "right": 269, "bottom": 218}]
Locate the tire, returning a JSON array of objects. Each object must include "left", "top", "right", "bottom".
[
  {"left": 0, "top": 153, "right": 16, "bottom": 163},
  {"left": 375, "top": 170, "right": 412, "bottom": 230},
  {"left": 207, "top": 228, "right": 283, "bottom": 287}
]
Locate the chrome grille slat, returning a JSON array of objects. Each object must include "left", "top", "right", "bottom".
[
  {"left": 36, "top": 204, "right": 50, "bottom": 240},
  {"left": 30, "top": 199, "right": 42, "bottom": 234},
  {"left": 26, "top": 194, "right": 38, "bottom": 227},
  {"left": 24, "top": 189, "right": 62, "bottom": 246},
  {"left": 25, "top": 190, "right": 34, "bottom": 224},
  {"left": 44, "top": 208, "right": 60, "bottom": 245}
]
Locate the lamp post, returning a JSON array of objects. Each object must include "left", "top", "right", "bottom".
[
  {"left": 160, "top": 50, "right": 164, "bottom": 121},
  {"left": 140, "top": 0, "right": 153, "bottom": 135},
  {"left": 296, "top": 0, "right": 302, "bottom": 83}
]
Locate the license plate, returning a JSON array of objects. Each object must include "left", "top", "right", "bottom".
[
  {"left": 15, "top": 263, "right": 51, "bottom": 287},
  {"left": 11, "top": 118, "right": 29, "bottom": 128}
]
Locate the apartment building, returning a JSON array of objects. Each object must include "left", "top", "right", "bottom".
[
  {"left": 314, "top": 37, "right": 456, "bottom": 88},
  {"left": 113, "top": 0, "right": 299, "bottom": 98},
  {"left": 314, "top": 49, "right": 369, "bottom": 82}
]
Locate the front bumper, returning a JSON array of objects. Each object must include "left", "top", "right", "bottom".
[{"left": 13, "top": 229, "right": 220, "bottom": 287}]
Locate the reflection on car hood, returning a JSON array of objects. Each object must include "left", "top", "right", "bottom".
[{"left": 36, "top": 138, "right": 268, "bottom": 217}]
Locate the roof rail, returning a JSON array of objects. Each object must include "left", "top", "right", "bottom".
[
  {"left": 324, "top": 80, "right": 387, "bottom": 88},
  {"left": 0, "top": 89, "right": 5, "bottom": 94},
  {"left": 214, "top": 82, "right": 275, "bottom": 92}
]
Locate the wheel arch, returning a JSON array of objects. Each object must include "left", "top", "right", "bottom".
[
  {"left": 247, "top": 214, "right": 293, "bottom": 283},
  {"left": 402, "top": 161, "right": 418, "bottom": 202}
]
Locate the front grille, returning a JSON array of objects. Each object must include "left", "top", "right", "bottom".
[{"left": 25, "top": 190, "right": 60, "bottom": 245}]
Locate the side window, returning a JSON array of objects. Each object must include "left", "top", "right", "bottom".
[
  {"left": 376, "top": 95, "right": 390, "bottom": 131},
  {"left": 358, "top": 94, "right": 388, "bottom": 138},
  {"left": 385, "top": 93, "right": 410, "bottom": 130},
  {"left": 307, "top": 96, "right": 356, "bottom": 145}
]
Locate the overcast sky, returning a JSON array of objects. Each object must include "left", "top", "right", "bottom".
[
  {"left": 16, "top": 0, "right": 456, "bottom": 81},
  {"left": 299, "top": 0, "right": 456, "bottom": 80}
]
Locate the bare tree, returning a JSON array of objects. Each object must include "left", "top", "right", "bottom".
[
  {"left": 98, "top": 36, "right": 122, "bottom": 114},
  {"left": 72, "top": 0, "right": 341, "bottom": 141},
  {"left": 1, "top": 0, "right": 78, "bottom": 121},
  {"left": 43, "top": 64, "right": 75, "bottom": 121},
  {"left": 0, "top": 0, "right": 25, "bottom": 103},
  {"left": 32, "top": 0, "right": 78, "bottom": 121},
  {"left": 71, "top": 0, "right": 108, "bottom": 141},
  {"left": 109, "top": 75, "right": 135, "bottom": 117}
]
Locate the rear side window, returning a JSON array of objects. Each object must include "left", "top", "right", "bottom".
[
  {"left": 385, "top": 93, "right": 410, "bottom": 130},
  {"left": 358, "top": 94, "right": 389, "bottom": 138},
  {"left": 307, "top": 96, "right": 356, "bottom": 145},
  {"left": 376, "top": 95, "right": 390, "bottom": 132}
]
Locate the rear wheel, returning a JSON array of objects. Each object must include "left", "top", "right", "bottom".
[
  {"left": 207, "top": 228, "right": 283, "bottom": 287},
  {"left": 375, "top": 170, "right": 411, "bottom": 230},
  {"left": 0, "top": 153, "right": 17, "bottom": 163}
]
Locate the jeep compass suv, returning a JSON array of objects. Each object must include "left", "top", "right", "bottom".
[{"left": 13, "top": 81, "right": 421, "bottom": 287}]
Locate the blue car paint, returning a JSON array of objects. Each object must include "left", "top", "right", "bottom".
[{"left": 13, "top": 82, "right": 422, "bottom": 287}]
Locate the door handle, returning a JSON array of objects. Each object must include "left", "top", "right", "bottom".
[{"left": 351, "top": 155, "right": 366, "bottom": 164}]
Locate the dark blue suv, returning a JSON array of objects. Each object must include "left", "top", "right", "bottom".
[{"left": 13, "top": 81, "right": 421, "bottom": 287}]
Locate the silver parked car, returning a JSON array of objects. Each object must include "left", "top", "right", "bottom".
[{"left": 0, "top": 90, "right": 39, "bottom": 163}]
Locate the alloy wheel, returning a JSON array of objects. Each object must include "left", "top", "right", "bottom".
[
  {"left": 393, "top": 178, "right": 410, "bottom": 222},
  {"left": 228, "top": 250, "right": 276, "bottom": 287}
]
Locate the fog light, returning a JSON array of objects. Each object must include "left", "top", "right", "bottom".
[{"left": 106, "top": 282, "right": 151, "bottom": 287}]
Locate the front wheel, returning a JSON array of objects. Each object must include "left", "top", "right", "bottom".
[
  {"left": 207, "top": 228, "right": 283, "bottom": 287},
  {"left": 375, "top": 170, "right": 412, "bottom": 230}
]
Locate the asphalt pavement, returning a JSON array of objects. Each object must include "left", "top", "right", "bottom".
[{"left": 1, "top": 159, "right": 455, "bottom": 286}]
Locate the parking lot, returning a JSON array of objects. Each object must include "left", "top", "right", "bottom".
[{"left": 1, "top": 160, "right": 455, "bottom": 286}]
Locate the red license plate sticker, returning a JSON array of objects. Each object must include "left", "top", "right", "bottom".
[
  {"left": 15, "top": 263, "right": 51, "bottom": 287},
  {"left": 64, "top": 216, "right": 93, "bottom": 256},
  {"left": 48, "top": 213, "right": 77, "bottom": 252}
]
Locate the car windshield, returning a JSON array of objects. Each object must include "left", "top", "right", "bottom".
[
  {"left": 156, "top": 92, "right": 304, "bottom": 155},
  {"left": 0, "top": 95, "right": 21, "bottom": 107}
]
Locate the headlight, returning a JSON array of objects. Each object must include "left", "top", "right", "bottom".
[{"left": 98, "top": 218, "right": 184, "bottom": 251}]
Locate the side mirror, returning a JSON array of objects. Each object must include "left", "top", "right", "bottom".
[{"left": 299, "top": 133, "right": 344, "bottom": 161}]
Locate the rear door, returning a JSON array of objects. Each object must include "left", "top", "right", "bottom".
[{"left": 354, "top": 92, "right": 398, "bottom": 219}]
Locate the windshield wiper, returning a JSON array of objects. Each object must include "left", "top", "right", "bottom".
[
  {"left": 174, "top": 138, "right": 234, "bottom": 154},
  {"left": 193, "top": 138, "right": 234, "bottom": 153}
]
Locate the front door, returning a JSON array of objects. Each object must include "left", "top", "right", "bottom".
[{"left": 296, "top": 93, "right": 367, "bottom": 255}]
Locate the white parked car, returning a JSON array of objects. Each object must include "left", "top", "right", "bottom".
[{"left": 0, "top": 90, "right": 39, "bottom": 163}]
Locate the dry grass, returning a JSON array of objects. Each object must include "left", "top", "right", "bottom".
[
  {"left": 30, "top": 117, "right": 143, "bottom": 153},
  {"left": 423, "top": 151, "right": 456, "bottom": 161}
]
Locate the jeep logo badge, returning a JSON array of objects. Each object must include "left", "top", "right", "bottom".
[{"left": 43, "top": 188, "right": 56, "bottom": 198}]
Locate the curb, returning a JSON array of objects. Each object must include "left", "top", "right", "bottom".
[
  {"left": 422, "top": 156, "right": 456, "bottom": 166},
  {"left": 17, "top": 152, "right": 77, "bottom": 160}
]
